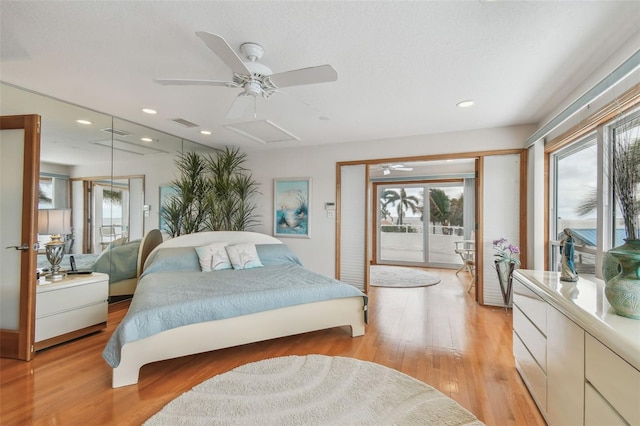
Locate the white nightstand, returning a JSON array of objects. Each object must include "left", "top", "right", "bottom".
[{"left": 35, "top": 272, "right": 109, "bottom": 351}]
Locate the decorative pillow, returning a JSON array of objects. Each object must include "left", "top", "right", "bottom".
[
  {"left": 195, "top": 242, "right": 232, "bottom": 272},
  {"left": 255, "top": 244, "right": 302, "bottom": 266},
  {"left": 106, "top": 236, "right": 129, "bottom": 250},
  {"left": 225, "top": 243, "right": 264, "bottom": 270},
  {"left": 93, "top": 239, "right": 141, "bottom": 283}
]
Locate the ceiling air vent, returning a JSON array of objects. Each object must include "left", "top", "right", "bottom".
[
  {"left": 101, "top": 127, "right": 132, "bottom": 137},
  {"left": 170, "top": 118, "right": 198, "bottom": 128}
]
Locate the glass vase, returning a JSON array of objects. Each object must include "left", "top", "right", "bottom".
[{"left": 495, "top": 260, "right": 515, "bottom": 308}]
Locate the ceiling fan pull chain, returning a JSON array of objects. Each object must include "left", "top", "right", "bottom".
[{"left": 253, "top": 96, "right": 257, "bottom": 119}]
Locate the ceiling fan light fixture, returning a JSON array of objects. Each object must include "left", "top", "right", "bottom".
[{"left": 244, "top": 80, "right": 263, "bottom": 97}]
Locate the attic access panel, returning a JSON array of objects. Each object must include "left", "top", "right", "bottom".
[{"left": 224, "top": 119, "right": 300, "bottom": 144}]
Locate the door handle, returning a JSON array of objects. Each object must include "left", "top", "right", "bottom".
[{"left": 5, "top": 244, "right": 30, "bottom": 251}]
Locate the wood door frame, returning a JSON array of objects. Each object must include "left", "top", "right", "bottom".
[
  {"left": 0, "top": 115, "right": 41, "bottom": 361},
  {"left": 336, "top": 148, "right": 526, "bottom": 305}
]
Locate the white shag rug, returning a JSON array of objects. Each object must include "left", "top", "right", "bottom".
[
  {"left": 370, "top": 265, "right": 441, "bottom": 288},
  {"left": 145, "top": 355, "right": 484, "bottom": 426}
]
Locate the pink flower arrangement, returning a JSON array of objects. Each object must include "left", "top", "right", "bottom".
[{"left": 493, "top": 238, "right": 521, "bottom": 265}]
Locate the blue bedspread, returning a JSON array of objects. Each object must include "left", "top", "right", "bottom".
[{"left": 102, "top": 263, "right": 366, "bottom": 367}]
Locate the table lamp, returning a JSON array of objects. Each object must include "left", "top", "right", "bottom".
[{"left": 38, "top": 209, "right": 71, "bottom": 281}]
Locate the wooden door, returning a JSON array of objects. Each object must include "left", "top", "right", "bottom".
[{"left": 0, "top": 115, "right": 41, "bottom": 360}]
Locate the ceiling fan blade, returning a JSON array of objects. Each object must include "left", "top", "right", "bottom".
[
  {"left": 225, "top": 93, "right": 256, "bottom": 120},
  {"left": 269, "top": 64, "right": 338, "bottom": 88},
  {"left": 154, "top": 78, "right": 237, "bottom": 87},
  {"left": 196, "top": 32, "right": 251, "bottom": 76}
]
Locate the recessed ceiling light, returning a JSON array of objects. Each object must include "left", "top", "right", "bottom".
[
  {"left": 200, "top": 130, "right": 212, "bottom": 135},
  {"left": 457, "top": 100, "right": 474, "bottom": 108},
  {"left": 142, "top": 108, "right": 157, "bottom": 114},
  {"left": 76, "top": 119, "right": 92, "bottom": 125},
  {"left": 140, "top": 137, "right": 153, "bottom": 142}
]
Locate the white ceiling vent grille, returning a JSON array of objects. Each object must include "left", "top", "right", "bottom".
[
  {"left": 170, "top": 118, "right": 198, "bottom": 128},
  {"left": 91, "top": 139, "right": 169, "bottom": 156},
  {"left": 100, "top": 127, "right": 132, "bottom": 137},
  {"left": 223, "top": 119, "right": 300, "bottom": 144}
]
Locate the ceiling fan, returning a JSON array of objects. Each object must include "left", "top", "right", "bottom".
[
  {"left": 372, "top": 164, "right": 414, "bottom": 175},
  {"left": 154, "top": 32, "right": 338, "bottom": 119}
]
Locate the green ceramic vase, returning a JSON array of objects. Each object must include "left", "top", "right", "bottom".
[{"left": 604, "top": 239, "right": 640, "bottom": 320}]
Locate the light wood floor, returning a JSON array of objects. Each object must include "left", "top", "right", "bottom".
[{"left": 0, "top": 268, "right": 545, "bottom": 425}]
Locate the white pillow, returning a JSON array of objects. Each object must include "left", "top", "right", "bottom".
[
  {"left": 225, "top": 243, "right": 264, "bottom": 270},
  {"left": 195, "top": 242, "right": 232, "bottom": 272}
]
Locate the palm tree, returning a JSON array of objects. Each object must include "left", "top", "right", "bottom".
[
  {"left": 449, "top": 195, "right": 464, "bottom": 227},
  {"left": 380, "top": 189, "right": 399, "bottom": 222},
  {"left": 429, "top": 188, "right": 450, "bottom": 227},
  {"left": 161, "top": 148, "right": 260, "bottom": 237},
  {"left": 575, "top": 188, "right": 598, "bottom": 217},
  {"left": 380, "top": 188, "right": 421, "bottom": 226}
]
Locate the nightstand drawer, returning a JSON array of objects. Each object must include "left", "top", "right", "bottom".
[
  {"left": 37, "top": 279, "right": 108, "bottom": 318},
  {"left": 35, "top": 302, "right": 107, "bottom": 342},
  {"left": 513, "top": 304, "right": 546, "bottom": 372},
  {"left": 513, "top": 278, "right": 546, "bottom": 335}
]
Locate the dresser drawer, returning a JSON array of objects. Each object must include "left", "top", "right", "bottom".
[
  {"left": 585, "top": 382, "right": 626, "bottom": 426},
  {"left": 513, "top": 331, "right": 547, "bottom": 413},
  {"left": 513, "top": 304, "right": 546, "bottom": 372},
  {"left": 37, "top": 279, "right": 108, "bottom": 318},
  {"left": 513, "top": 278, "right": 546, "bottom": 335},
  {"left": 585, "top": 333, "right": 640, "bottom": 425},
  {"left": 35, "top": 302, "right": 107, "bottom": 342}
]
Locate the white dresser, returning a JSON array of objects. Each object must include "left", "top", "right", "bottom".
[
  {"left": 35, "top": 272, "right": 109, "bottom": 351},
  {"left": 513, "top": 270, "right": 640, "bottom": 426}
]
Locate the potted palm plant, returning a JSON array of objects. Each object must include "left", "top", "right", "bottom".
[
  {"left": 604, "top": 115, "right": 640, "bottom": 319},
  {"left": 160, "top": 147, "right": 259, "bottom": 237}
]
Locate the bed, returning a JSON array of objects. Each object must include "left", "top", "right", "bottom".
[
  {"left": 102, "top": 231, "right": 367, "bottom": 388},
  {"left": 37, "top": 229, "right": 163, "bottom": 297}
]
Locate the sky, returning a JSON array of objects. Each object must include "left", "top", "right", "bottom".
[{"left": 556, "top": 143, "right": 598, "bottom": 221}]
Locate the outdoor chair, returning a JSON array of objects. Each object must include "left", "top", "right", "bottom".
[{"left": 454, "top": 240, "right": 475, "bottom": 292}]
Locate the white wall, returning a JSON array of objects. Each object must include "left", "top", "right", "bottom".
[
  {"left": 63, "top": 123, "right": 535, "bottom": 277},
  {"left": 246, "top": 124, "right": 535, "bottom": 276}
]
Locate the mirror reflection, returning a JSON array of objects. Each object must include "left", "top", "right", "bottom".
[{"left": 1, "top": 82, "right": 216, "bottom": 295}]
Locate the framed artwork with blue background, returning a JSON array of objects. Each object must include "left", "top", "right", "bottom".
[{"left": 273, "top": 178, "right": 311, "bottom": 238}]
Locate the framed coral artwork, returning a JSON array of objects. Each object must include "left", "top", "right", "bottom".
[{"left": 273, "top": 178, "right": 311, "bottom": 238}]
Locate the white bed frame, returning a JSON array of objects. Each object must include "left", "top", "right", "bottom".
[{"left": 111, "top": 231, "right": 366, "bottom": 388}]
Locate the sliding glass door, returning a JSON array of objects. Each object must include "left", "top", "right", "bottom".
[
  {"left": 377, "top": 181, "right": 469, "bottom": 268},
  {"left": 378, "top": 185, "right": 424, "bottom": 263}
]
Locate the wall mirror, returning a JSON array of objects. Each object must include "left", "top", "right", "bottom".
[{"left": 0, "top": 82, "right": 216, "bottom": 282}]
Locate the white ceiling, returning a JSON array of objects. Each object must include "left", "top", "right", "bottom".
[{"left": 1, "top": 1, "right": 639, "bottom": 153}]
